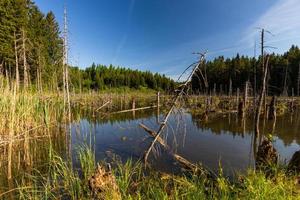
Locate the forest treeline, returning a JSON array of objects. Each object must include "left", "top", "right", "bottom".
[
  {"left": 1, "top": 0, "right": 300, "bottom": 95},
  {"left": 192, "top": 45, "right": 300, "bottom": 96},
  {"left": 0, "top": 0, "right": 175, "bottom": 92},
  {"left": 70, "top": 64, "right": 176, "bottom": 91},
  {"left": 0, "top": 0, "right": 62, "bottom": 91}
]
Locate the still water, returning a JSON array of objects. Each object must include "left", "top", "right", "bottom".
[{"left": 70, "top": 108, "right": 300, "bottom": 176}]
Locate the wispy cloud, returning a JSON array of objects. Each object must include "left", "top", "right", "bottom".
[
  {"left": 242, "top": 0, "right": 300, "bottom": 49},
  {"left": 112, "top": 0, "right": 136, "bottom": 64}
]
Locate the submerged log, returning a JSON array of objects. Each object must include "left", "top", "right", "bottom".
[
  {"left": 140, "top": 123, "right": 202, "bottom": 172},
  {"left": 256, "top": 139, "right": 278, "bottom": 170},
  {"left": 88, "top": 163, "right": 121, "bottom": 200},
  {"left": 288, "top": 150, "right": 300, "bottom": 173}
]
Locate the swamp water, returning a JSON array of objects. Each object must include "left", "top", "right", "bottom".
[
  {"left": 70, "top": 107, "right": 300, "bottom": 176},
  {"left": 1, "top": 104, "right": 300, "bottom": 193}
]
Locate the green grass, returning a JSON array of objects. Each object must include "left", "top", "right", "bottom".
[{"left": 3, "top": 146, "right": 298, "bottom": 200}]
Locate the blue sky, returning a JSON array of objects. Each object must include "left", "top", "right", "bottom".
[{"left": 34, "top": 0, "right": 300, "bottom": 79}]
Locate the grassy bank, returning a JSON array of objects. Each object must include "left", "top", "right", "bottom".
[{"left": 3, "top": 146, "right": 298, "bottom": 200}]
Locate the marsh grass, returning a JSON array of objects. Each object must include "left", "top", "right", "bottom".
[
  {"left": 4, "top": 145, "right": 298, "bottom": 200},
  {"left": 0, "top": 89, "right": 299, "bottom": 199}
]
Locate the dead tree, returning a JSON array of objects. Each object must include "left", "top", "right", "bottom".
[
  {"left": 140, "top": 124, "right": 198, "bottom": 171},
  {"left": 229, "top": 78, "right": 232, "bottom": 96},
  {"left": 21, "top": 29, "right": 29, "bottom": 89},
  {"left": 14, "top": 32, "right": 20, "bottom": 91},
  {"left": 282, "top": 60, "right": 288, "bottom": 96},
  {"left": 255, "top": 55, "right": 270, "bottom": 135},
  {"left": 142, "top": 53, "right": 206, "bottom": 166},
  {"left": 268, "top": 96, "right": 276, "bottom": 120},
  {"left": 63, "top": 7, "right": 71, "bottom": 121},
  {"left": 243, "top": 81, "right": 249, "bottom": 117},
  {"left": 36, "top": 46, "right": 43, "bottom": 93},
  {"left": 297, "top": 63, "right": 300, "bottom": 96}
]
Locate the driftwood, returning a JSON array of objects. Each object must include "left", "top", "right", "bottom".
[
  {"left": 143, "top": 53, "right": 206, "bottom": 165},
  {"left": 112, "top": 105, "right": 157, "bottom": 114},
  {"left": 96, "top": 100, "right": 111, "bottom": 112}
]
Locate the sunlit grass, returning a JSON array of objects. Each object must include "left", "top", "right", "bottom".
[{"left": 4, "top": 145, "right": 298, "bottom": 200}]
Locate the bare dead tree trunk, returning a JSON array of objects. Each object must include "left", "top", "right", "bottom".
[
  {"left": 236, "top": 88, "right": 240, "bottom": 111},
  {"left": 213, "top": 83, "right": 216, "bottom": 96},
  {"left": 7, "top": 83, "right": 16, "bottom": 180},
  {"left": 283, "top": 60, "right": 288, "bottom": 96},
  {"left": 243, "top": 81, "right": 248, "bottom": 117},
  {"left": 14, "top": 32, "right": 19, "bottom": 92},
  {"left": 268, "top": 96, "right": 276, "bottom": 120},
  {"left": 63, "top": 7, "right": 71, "bottom": 122},
  {"left": 297, "top": 63, "right": 300, "bottom": 96},
  {"left": 5, "top": 66, "right": 10, "bottom": 90},
  {"left": 255, "top": 55, "right": 270, "bottom": 136},
  {"left": 229, "top": 77, "right": 232, "bottom": 96},
  {"left": 36, "top": 47, "right": 43, "bottom": 93},
  {"left": 22, "top": 29, "right": 28, "bottom": 89}
]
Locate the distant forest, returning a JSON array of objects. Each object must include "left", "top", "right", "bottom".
[
  {"left": 0, "top": 0, "right": 175, "bottom": 92},
  {"left": 70, "top": 64, "right": 176, "bottom": 91},
  {"left": 192, "top": 45, "right": 300, "bottom": 96},
  {"left": 1, "top": 0, "right": 300, "bottom": 95}
]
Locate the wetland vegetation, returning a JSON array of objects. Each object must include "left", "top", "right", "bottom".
[{"left": 1, "top": 0, "right": 300, "bottom": 199}]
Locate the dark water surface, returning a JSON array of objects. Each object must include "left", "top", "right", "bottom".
[{"left": 70, "top": 108, "right": 300, "bottom": 176}]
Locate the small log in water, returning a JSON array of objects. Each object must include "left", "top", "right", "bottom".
[
  {"left": 139, "top": 123, "right": 198, "bottom": 171},
  {"left": 111, "top": 105, "right": 157, "bottom": 114},
  {"left": 96, "top": 100, "right": 111, "bottom": 112}
]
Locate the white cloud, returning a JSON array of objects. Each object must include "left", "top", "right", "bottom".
[
  {"left": 112, "top": 0, "right": 136, "bottom": 64},
  {"left": 242, "top": 0, "right": 300, "bottom": 50}
]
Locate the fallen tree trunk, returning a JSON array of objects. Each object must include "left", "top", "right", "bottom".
[
  {"left": 140, "top": 123, "right": 201, "bottom": 172},
  {"left": 96, "top": 100, "right": 111, "bottom": 112},
  {"left": 111, "top": 105, "right": 157, "bottom": 114}
]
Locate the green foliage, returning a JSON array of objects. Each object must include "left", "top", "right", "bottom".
[
  {"left": 70, "top": 64, "right": 176, "bottom": 92},
  {"left": 192, "top": 46, "right": 300, "bottom": 96}
]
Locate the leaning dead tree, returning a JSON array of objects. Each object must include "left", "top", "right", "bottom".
[{"left": 140, "top": 52, "right": 207, "bottom": 171}]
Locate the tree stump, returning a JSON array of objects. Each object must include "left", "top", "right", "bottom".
[
  {"left": 256, "top": 139, "right": 278, "bottom": 170},
  {"left": 88, "top": 163, "right": 121, "bottom": 200}
]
